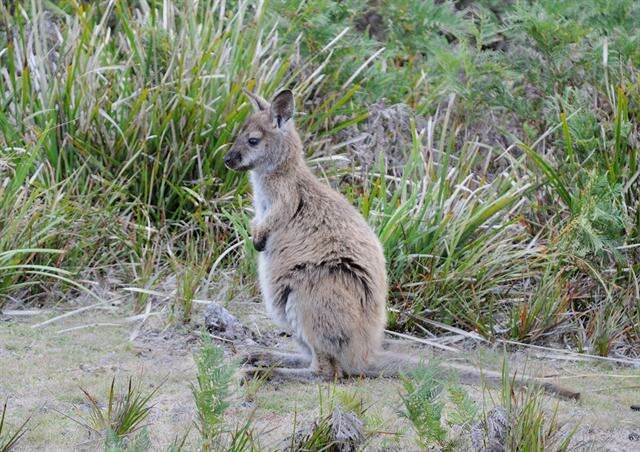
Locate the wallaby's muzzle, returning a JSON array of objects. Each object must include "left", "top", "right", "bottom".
[{"left": 223, "top": 149, "right": 242, "bottom": 170}]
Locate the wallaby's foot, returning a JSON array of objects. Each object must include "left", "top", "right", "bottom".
[
  {"left": 240, "top": 366, "right": 329, "bottom": 384},
  {"left": 240, "top": 350, "right": 311, "bottom": 369}
]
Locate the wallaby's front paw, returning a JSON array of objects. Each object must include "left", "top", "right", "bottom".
[
  {"left": 250, "top": 220, "right": 268, "bottom": 252},
  {"left": 252, "top": 231, "right": 268, "bottom": 251},
  {"left": 252, "top": 235, "right": 267, "bottom": 252}
]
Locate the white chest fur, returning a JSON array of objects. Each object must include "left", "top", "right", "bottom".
[{"left": 249, "top": 171, "right": 270, "bottom": 221}]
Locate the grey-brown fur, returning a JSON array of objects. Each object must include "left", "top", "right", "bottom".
[
  {"left": 224, "top": 89, "right": 580, "bottom": 400},
  {"left": 225, "top": 89, "right": 387, "bottom": 380}
]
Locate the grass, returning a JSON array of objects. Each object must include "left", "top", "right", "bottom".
[
  {"left": 1, "top": 0, "right": 637, "bottom": 353},
  {"left": 73, "top": 377, "right": 162, "bottom": 448},
  {"left": 348, "top": 109, "right": 544, "bottom": 335},
  {"left": 0, "top": 150, "right": 101, "bottom": 309},
  {"left": 396, "top": 357, "right": 575, "bottom": 450},
  {"left": 498, "top": 358, "right": 576, "bottom": 451},
  {"left": 4, "top": 311, "right": 640, "bottom": 450},
  {"left": 0, "top": 0, "right": 639, "bottom": 449},
  {"left": 0, "top": 401, "right": 31, "bottom": 452}
]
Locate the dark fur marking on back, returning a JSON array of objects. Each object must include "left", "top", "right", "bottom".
[
  {"left": 328, "top": 257, "right": 374, "bottom": 303},
  {"left": 285, "top": 257, "right": 374, "bottom": 306}
]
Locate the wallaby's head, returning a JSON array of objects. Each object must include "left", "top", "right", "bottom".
[{"left": 224, "top": 89, "right": 298, "bottom": 173}]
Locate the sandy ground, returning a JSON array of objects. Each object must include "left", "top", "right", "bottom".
[{"left": 1, "top": 297, "right": 639, "bottom": 451}]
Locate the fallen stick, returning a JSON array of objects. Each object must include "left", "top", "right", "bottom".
[
  {"left": 384, "top": 329, "right": 460, "bottom": 353},
  {"left": 56, "top": 322, "right": 122, "bottom": 334},
  {"left": 31, "top": 300, "right": 113, "bottom": 328},
  {"left": 2, "top": 309, "right": 51, "bottom": 316}
]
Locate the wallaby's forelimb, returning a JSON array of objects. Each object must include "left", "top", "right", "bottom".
[{"left": 249, "top": 189, "right": 295, "bottom": 251}]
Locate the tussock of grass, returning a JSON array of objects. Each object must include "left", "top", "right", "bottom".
[
  {"left": 74, "top": 377, "right": 161, "bottom": 448},
  {"left": 283, "top": 385, "right": 370, "bottom": 451},
  {"left": 497, "top": 358, "right": 576, "bottom": 451}
]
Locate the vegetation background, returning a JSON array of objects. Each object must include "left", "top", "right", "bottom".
[{"left": 1, "top": 0, "right": 639, "bottom": 450}]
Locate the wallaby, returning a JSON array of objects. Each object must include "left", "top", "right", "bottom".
[{"left": 224, "top": 88, "right": 580, "bottom": 401}]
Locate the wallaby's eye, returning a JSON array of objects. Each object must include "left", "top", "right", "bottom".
[{"left": 248, "top": 137, "right": 260, "bottom": 146}]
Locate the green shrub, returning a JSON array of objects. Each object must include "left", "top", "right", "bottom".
[{"left": 191, "top": 337, "right": 258, "bottom": 451}]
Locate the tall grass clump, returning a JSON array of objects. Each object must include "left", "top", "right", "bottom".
[
  {"left": 73, "top": 377, "right": 160, "bottom": 450},
  {"left": 519, "top": 91, "right": 639, "bottom": 354},
  {"left": 0, "top": 150, "right": 102, "bottom": 308},
  {"left": 284, "top": 386, "right": 370, "bottom": 451},
  {"left": 1, "top": 0, "right": 359, "bottom": 224},
  {"left": 344, "top": 106, "right": 543, "bottom": 336},
  {"left": 2, "top": 0, "right": 279, "bottom": 222},
  {"left": 498, "top": 359, "right": 575, "bottom": 451}
]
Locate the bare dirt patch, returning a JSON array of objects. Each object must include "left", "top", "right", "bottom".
[{"left": 1, "top": 300, "right": 639, "bottom": 451}]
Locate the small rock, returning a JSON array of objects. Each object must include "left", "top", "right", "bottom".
[
  {"left": 203, "top": 302, "right": 256, "bottom": 344},
  {"left": 629, "top": 432, "right": 640, "bottom": 441}
]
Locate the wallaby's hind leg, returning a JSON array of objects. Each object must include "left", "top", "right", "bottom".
[
  {"left": 242, "top": 334, "right": 313, "bottom": 368},
  {"left": 242, "top": 350, "right": 311, "bottom": 369},
  {"left": 242, "top": 353, "right": 341, "bottom": 383},
  {"left": 241, "top": 366, "right": 329, "bottom": 383}
]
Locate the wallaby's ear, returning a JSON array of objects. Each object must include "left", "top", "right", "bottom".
[
  {"left": 270, "top": 89, "right": 294, "bottom": 128},
  {"left": 243, "top": 88, "right": 269, "bottom": 112}
]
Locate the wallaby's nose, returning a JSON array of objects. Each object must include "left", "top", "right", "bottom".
[{"left": 224, "top": 150, "right": 239, "bottom": 169}]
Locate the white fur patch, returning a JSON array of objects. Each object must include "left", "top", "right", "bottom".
[
  {"left": 258, "top": 254, "right": 287, "bottom": 327},
  {"left": 250, "top": 171, "right": 269, "bottom": 221}
]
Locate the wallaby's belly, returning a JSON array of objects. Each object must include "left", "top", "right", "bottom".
[
  {"left": 257, "top": 252, "right": 285, "bottom": 325},
  {"left": 258, "top": 248, "right": 302, "bottom": 330}
]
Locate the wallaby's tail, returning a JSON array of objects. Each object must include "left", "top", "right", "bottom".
[
  {"left": 356, "top": 351, "right": 580, "bottom": 401},
  {"left": 443, "top": 361, "right": 580, "bottom": 400}
]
